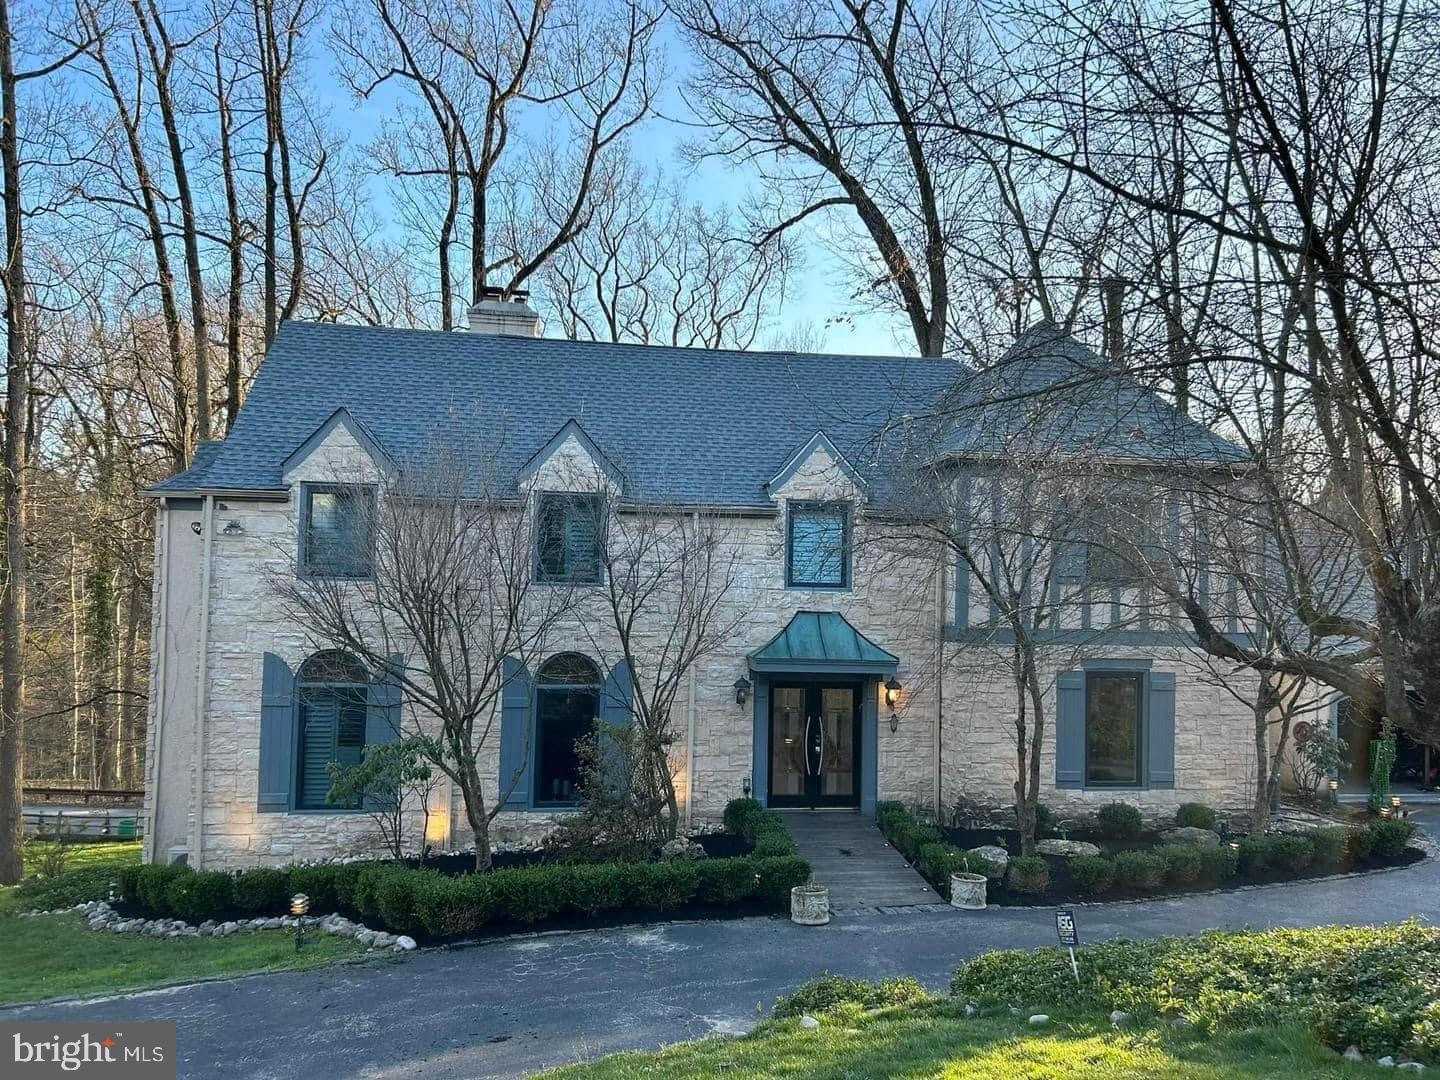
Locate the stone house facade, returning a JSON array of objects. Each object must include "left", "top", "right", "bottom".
[{"left": 142, "top": 300, "right": 1260, "bottom": 869}]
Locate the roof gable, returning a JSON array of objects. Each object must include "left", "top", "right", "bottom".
[
  {"left": 279, "top": 406, "right": 395, "bottom": 479},
  {"left": 766, "top": 430, "right": 868, "bottom": 499},
  {"left": 517, "top": 418, "right": 624, "bottom": 493}
]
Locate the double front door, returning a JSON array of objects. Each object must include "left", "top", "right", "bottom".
[{"left": 768, "top": 683, "right": 860, "bottom": 808}]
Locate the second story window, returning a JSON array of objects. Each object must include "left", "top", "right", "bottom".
[
  {"left": 536, "top": 492, "right": 603, "bottom": 583},
  {"left": 301, "top": 483, "right": 375, "bottom": 578},
  {"left": 787, "top": 502, "right": 850, "bottom": 589}
]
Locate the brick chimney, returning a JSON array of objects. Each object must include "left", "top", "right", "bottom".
[{"left": 467, "top": 285, "right": 542, "bottom": 337}]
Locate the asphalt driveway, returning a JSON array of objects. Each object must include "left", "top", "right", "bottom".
[{"left": 9, "top": 810, "right": 1440, "bottom": 1079}]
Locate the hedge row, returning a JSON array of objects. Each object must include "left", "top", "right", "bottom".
[
  {"left": 951, "top": 921, "right": 1440, "bottom": 1062},
  {"left": 875, "top": 801, "right": 995, "bottom": 894},
  {"left": 108, "top": 799, "right": 810, "bottom": 938},
  {"left": 722, "top": 798, "right": 801, "bottom": 857}
]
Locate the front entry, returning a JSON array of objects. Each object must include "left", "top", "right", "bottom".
[{"left": 768, "top": 684, "right": 861, "bottom": 808}]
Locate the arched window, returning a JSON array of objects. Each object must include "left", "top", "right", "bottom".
[
  {"left": 296, "top": 650, "right": 369, "bottom": 809},
  {"left": 534, "top": 653, "right": 600, "bottom": 806}
]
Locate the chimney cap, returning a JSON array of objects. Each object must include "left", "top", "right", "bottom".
[{"left": 478, "top": 284, "right": 529, "bottom": 304}]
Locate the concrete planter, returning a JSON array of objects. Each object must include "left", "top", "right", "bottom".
[
  {"left": 949, "top": 871, "right": 988, "bottom": 910},
  {"left": 790, "top": 884, "right": 831, "bottom": 925}
]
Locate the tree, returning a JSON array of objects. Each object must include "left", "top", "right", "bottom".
[
  {"left": 271, "top": 441, "right": 577, "bottom": 870},
  {"left": 326, "top": 735, "right": 438, "bottom": 861}
]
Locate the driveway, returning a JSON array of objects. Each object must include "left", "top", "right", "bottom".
[{"left": 9, "top": 809, "right": 1440, "bottom": 1079}]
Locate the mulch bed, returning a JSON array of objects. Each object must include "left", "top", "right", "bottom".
[{"left": 937, "top": 823, "right": 1426, "bottom": 906}]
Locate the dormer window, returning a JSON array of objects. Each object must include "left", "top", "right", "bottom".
[
  {"left": 300, "top": 483, "right": 375, "bottom": 578},
  {"left": 786, "top": 501, "right": 850, "bottom": 589},
  {"left": 535, "top": 492, "right": 603, "bottom": 583}
]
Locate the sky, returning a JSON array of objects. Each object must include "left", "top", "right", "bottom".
[{"left": 311, "top": 14, "right": 912, "bottom": 358}]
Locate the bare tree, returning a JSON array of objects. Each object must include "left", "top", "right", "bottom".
[{"left": 271, "top": 441, "right": 578, "bottom": 870}]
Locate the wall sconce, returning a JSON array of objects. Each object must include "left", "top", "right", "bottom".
[
  {"left": 222, "top": 519, "right": 244, "bottom": 536},
  {"left": 885, "top": 677, "right": 902, "bottom": 733},
  {"left": 742, "top": 775, "right": 751, "bottom": 798},
  {"left": 733, "top": 676, "right": 751, "bottom": 707}
]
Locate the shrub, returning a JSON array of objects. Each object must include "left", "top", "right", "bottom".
[
  {"left": 890, "top": 821, "right": 942, "bottom": 863},
  {"left": 569, "top": 862, "right": 632, "bottom": 914},
  {"left": 1174, "top": 803, "right": 1218, "bottom": 831},
  {"left": 133, "top": 864, "right": 190, "bottom": 912},
  {"left": 1369, "top": 817, "right": 1418, "bottom": 858},
  {"left": 372, "top": 866, "right": 434, "bottom": 935},
  {"left": 875, "top": 801, "right": 908, "bottom": 832},
  {"left": 164, "top": 871, "right": 234, "bottom": 922},
  {"left": 1345, "top": 823, "right": 1375, "bottom": 862},
  {"left": 722, "top": 797, "right": 763, "bottom": 836},
  {"left": 1196, "top": 843, "right": 1238, "bottom": 882},
  {"left": 1236, "top": 836, "right": 1273, "bottom": 878},
  {"left": 1007, "top": 855, "right": 1049, "bottom": 893},
  {"left": 1113, "top": 850, "right": 1166, "bottom": 890},
  {"left": 916, "top": 843, "right": 982, "bottom": 886},
  {"left": 1096, "top": 802, "right": 1144, "bottom": 840},
  {"left": 232, "top": 868, "right": 290, "bottom": 915},
  {"left": 1306, "top": 827, "right": 1352, "bottom": 871},
  {"left": 413, "top": 874, "right": 492, "bottom": 938},
  {"left": 951, "top": 921, "right": 1440, "bottom": 1062},
  {"left": 693, "top": 858, "right": 757, "bottom": 906},
  {"left": 752, "top": 856, "right": 812, "bottom": 904},
  {"left": 1157, "top": 844, "right": 1202, "bottom": 884},
  {"left": 489, "top": 865, "right": 573, "bottom": 923},
  {"left": 1269, "top": 834, "right": 1314, "bottom": 873},
  {"left": 773, "top": 974, "right": 934, "bottom": 1019},
  {"left": 1068, "top": 855, "right": 1115, "bottom": 895}
]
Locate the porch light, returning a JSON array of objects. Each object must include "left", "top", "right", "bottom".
[
  {"left": 733, "top": 676, "right": 751, "bottom": 707},
  {"left": 742, "top": 775, "right": 752, "bottom": 798},
  {"left": 885, "top": 677, "right": 902, "bottom": 710}
]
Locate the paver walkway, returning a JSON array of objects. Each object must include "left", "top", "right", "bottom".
[{"left": 777, "top": 810, "right": 939, "bottom": 912}]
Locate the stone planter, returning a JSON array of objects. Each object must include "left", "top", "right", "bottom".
[
  {"left": 790, "top": 884, "right": 830, "bottom": 925},
  {"left": 949, "top": 871, "right": 988, "bottom": 910}
]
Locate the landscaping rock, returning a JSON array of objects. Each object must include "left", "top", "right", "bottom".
[
  {"left": 1345, "top": 1047, "right": 1365, "bottom": 1061},
  {"left": 1028, "top": 1014, "right": 1050, "bottom": 1026},
  {"left": 370, "top": 932, "right": 396, "bottom": 949},
  {"left": 1110, "top": 1011, "right": 1132, "bottom": 1027},
  {"left": 1379, "top": 1057, "right": 1396, "bottom": 1068},
  {"left": 1160, "top": 827, "right": 1221, "bottom": 847},
  {"left": 1035, "top": 839, "right": 1102, "bottom": 858},
  {"left": 394, "top": 936, "right": 417, "bottom": 951},
  {"left": 968, "top": 845, "right": 1010, "bottom": 878},
  {"left": 798, "top": 1016, "right": 820, "bottom": 1030},
  {"left": 659, "top": 838, "right": 707, "bottom": 860},
  {"left": 1398, "top": 1063, "right": 1425, "bottom": 1072}
]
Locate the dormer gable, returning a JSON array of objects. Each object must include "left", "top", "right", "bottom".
[
  {"left": 766, "top": 430, "right": 867, "bottom": 504},
  {"left": 517, "top": 418, "right": 623, "bottom": 496},
  {"left": 280, "top": 407, "right": 393, "bottom": 487}
]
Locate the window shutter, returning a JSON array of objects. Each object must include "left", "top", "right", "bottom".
[
  {"left": 257, "top": 652, "right": 296, "bottom": 812},
  {"left": 565, "top": 498, "right": 600, "bottom": 580},
  {"left": 366, "top": 653, "right": 403, "bottom": 747},
  {"left": 499, "top": 657, "right": 533, "bottom": 808},
  {"left": 298, "top": 694, "right": 338, "bottom": 808},
  {"left": 598, "top": 660, "right": 635, "bottom": 794},
  {"left": 1055, "top": 671, "right": 1085, "bottom": 788},
  {"left": 1146, "top": 671, "right": 1177, "bottom": 788}
]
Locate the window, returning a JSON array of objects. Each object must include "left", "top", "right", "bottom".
[
  {"left": 534, "top": 653, "right": 600, "bottom": 806},
  {"left": 1081, "top": 498, "right": 1161, "bottom": 586},
  {"left": 301, "top": 484, "right": 375, "bottom": 577},
  {"left": 295, "top": 651, "right": 369, "bottom": 809},
  {"left": 535, "top": 492, "right": 603, "bottom": 583},
  {"left": 787, "top": 502, "right": 850, "bottom": 588},
  {"left": 1085, "top": 672, "right": 1143, "bottom": 786}
]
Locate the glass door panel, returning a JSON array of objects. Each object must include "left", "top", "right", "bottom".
[
  {"left": 819, "top": 688, "right": 855, "bottom": 798},
  {"left": 769, "top": 687, "right": 807, "bottom": 800},
  {"left": 768, "top": 683, "right": 860, "bottom": 808}
]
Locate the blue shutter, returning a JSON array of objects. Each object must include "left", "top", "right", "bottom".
[
  {"left": 598, "top": 660, "right": 635, "bottom": 794},
  {"left": 298, "top": 694, "right": 338, "bottom": 808},
  {"left": 366, "top": 653, "right": 403, "bottom": 747},
  {"left": 1146, "top": 671, "right": 1177, "bottom": 788},
  {"left": 499, "top": 657, "right": 533, "bottom": 808},
  {"left": 257, "top": 652, "right": 296, "bottom": 812},
  {"left": 1055, "top": 671, "right": 1085, "bottom": 788}
]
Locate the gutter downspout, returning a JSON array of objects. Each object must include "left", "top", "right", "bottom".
[
  {"left": 192, "top": 494, "right": 215, "bottom": 868},
  {"left": 934, "top": 537, "right": 945, "bottom": 819},
  {"left": 684, "top": 512, "right": 699, "bottom": 832},
  {"left": 143, "top": 500, "right": 170, "bottom": 860}
]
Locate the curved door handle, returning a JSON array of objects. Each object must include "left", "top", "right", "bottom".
[{"left": 804, "top": 715, "right": 818, "bottom": 776}]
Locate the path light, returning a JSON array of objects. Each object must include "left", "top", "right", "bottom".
[
  {"left": 291, "top": 893, "right": 309, "bottom": 952},
  {"left": 733, "top": 676, "right": 751, "bottom": 707},
  {"left": 1328, "top": 779, "right": 1340, "bottom": 803},
  {"left": 885, "top": 677, "right": 902, "bottom": 733},
  {"left": 1392, "top": 795, "right": 1403, "bottom": 809},
  {"left": 1379, "top": 806, "right": 1393, "bottom": 820}
]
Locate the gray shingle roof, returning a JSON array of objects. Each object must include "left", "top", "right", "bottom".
[{"left": 148, "top": 318, "right": 1247, "bottom": 503}]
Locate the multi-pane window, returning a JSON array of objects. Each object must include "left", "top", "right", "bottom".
[
  {"left": 535, "top": 492, "right": 603, "bottom": 583},
  {"left": 1085, "top": 672, "right": 1143, "bottom": 786},
  {"left": 295, "top": 651, "right": 369, "bottom": 809},
  {"left": 302, "top": 484, "right": 375, "bottom": 577},
  {"left": 533, "top": 653, "right": 600, "bottom": 806},
  {"left": 787, "top": 502, "right": 850, "bottom": 588}
]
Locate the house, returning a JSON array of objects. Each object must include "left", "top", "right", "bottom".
[{"left": 141, "top": 296, "right": 1261, "bottom": 869}]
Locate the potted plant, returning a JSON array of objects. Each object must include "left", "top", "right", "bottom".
[{"left": 949, "top": 871, "right": 988, "bottom": 910}]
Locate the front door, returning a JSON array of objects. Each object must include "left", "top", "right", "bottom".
[{"left": 768, "top": 684, "right": 861, "bottom": 808}]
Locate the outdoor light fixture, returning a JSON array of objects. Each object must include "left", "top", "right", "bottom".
[
  {"left": 885, "top": 677, "right": 902, "bottom": 733},
  {"left": 742, "top": 775, "right": 752, "bottom": 798},
  {"left": 1392, "top": 795, "right": 1403, "bottom": 809},
  {"left": 1380, "top": 806, "right": 1393, "bottom": 819},
  {"left": 291, "top": 893, "right": 309, "bottom": 952},
  {"left": 221, "top": 519, "right": 244, "bottom": 536},
  {"left": 733, "top": 676, "right": 751, "bottom": 707}
]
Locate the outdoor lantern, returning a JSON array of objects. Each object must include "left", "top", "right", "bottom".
[
  {"left": 742, "top": 775, "right": 752, "bottom": 798},
  {"left": 885, "top": 677, "right": 902, "bottom": 710},
  {"left": 1380, "top": 806, "right": 1393, "bottom": 819},
  {"left": 1392, "top": 795, "right": 1403, "bottom": 809},
  {"left": 1328, "top": 779, "right": 1340, "bottom": 793},
  {"left": 290, "top": 893, "right": 309, "bottom": 952},
  {"left": 733, "top": 676, "right": 751, "bottom": 707}
]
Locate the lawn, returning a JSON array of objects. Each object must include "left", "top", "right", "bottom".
[
  {"left": 1, "top": 840, "right": 368, "bottom": 1005},
  {"left": 545, "top": 1004, "right": 1391, "bottom": 1079},
  {"left": 23, "top": 839, "right": 142, "bottom": 877}
]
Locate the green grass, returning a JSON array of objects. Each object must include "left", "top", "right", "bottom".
[
  {"left": 545, "top": 1004, "right": 1394, "bottom": 1079},
  {"left": 23, "top": 839, "right": 142, "bottom": 877},
  {"left": 0, "top": 911, "right": 369, "bottom": 1005}
]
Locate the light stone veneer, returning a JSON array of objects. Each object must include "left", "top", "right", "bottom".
[{"left": 146, "top": 422, "right": 1258, "bottom": 869}]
